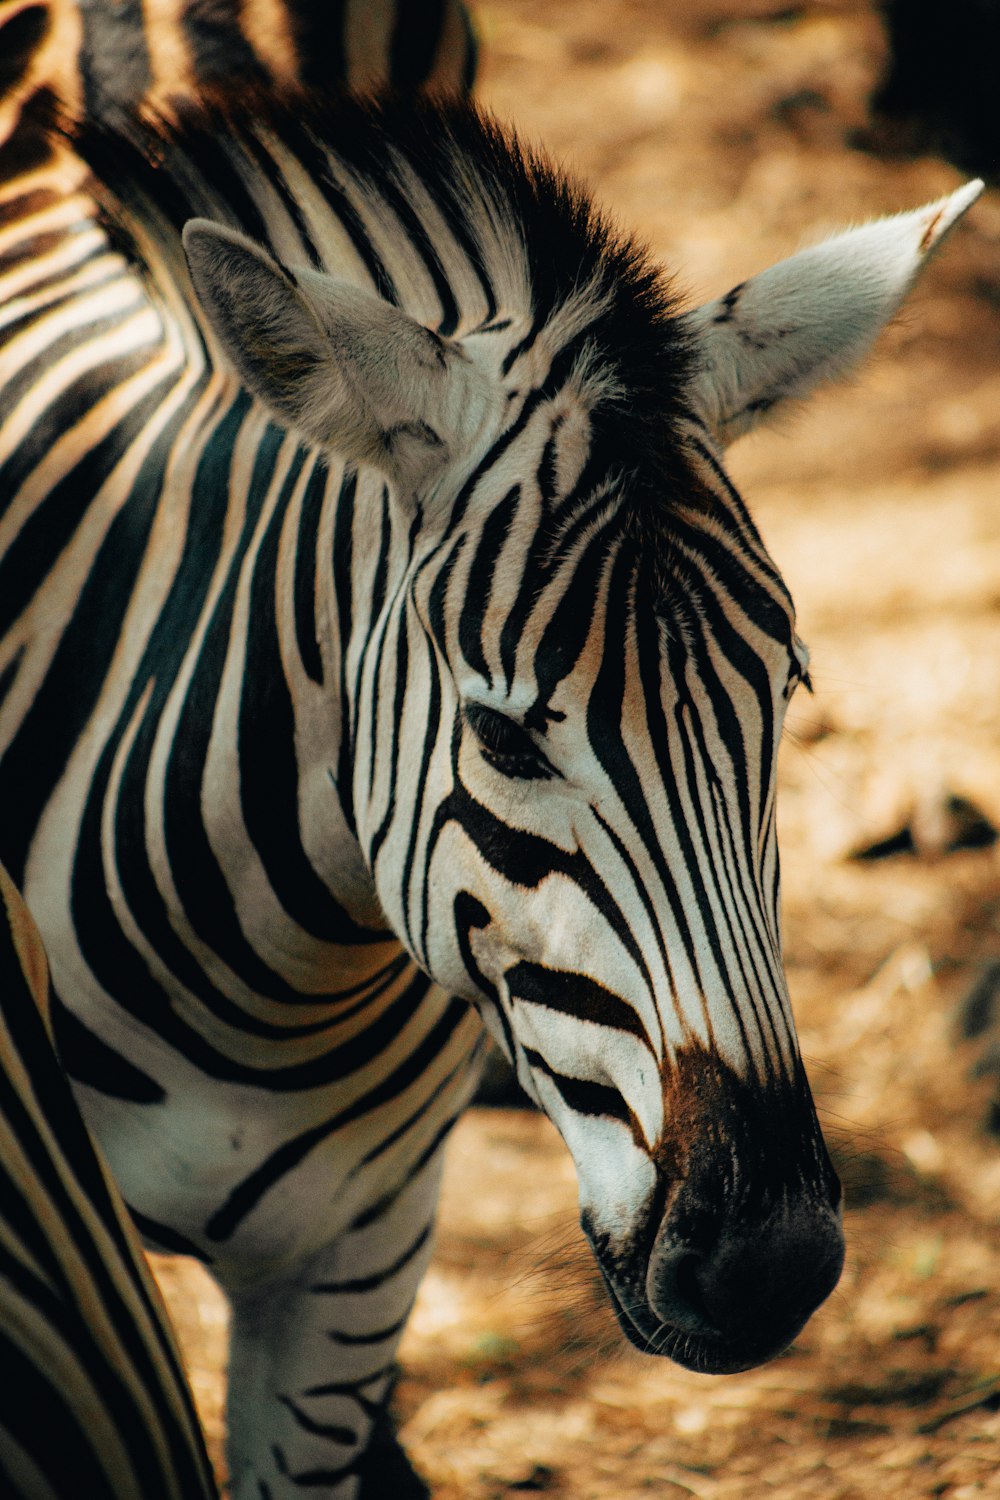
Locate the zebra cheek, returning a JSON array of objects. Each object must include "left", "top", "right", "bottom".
[{"left": 548, "top": 1108, "right": 659, "bottom": 1246}]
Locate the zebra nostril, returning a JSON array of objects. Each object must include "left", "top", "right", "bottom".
[
  {"left": 674, "top": 1250, "right": 710, "bottom": 1323},
  {"left": 646, "top": 1204, "right": 845, "bottom": 1358},
  {"left": 646, "top": 1244, "right": 719, "bottom": 1337}
]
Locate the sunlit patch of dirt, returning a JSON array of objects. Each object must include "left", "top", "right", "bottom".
[
  {"left": 393, "top": 1114, "right": 1000, "bottom": 1499},
  {"left": 151, "top": 2, "right": 1000, "bottom": 1495}
]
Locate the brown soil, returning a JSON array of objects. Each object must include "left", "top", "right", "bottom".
[{"left": 152, "top": 3, "right": 1000, "bottom": 1495}]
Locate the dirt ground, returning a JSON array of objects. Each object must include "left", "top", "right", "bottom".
[{"left": 151, "top": 2, "right": 1000, "bottom": 1495}]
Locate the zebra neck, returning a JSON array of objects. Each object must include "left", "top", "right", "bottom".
[{"left": 178, "top": 408, "right": 395, "bottom": 943}]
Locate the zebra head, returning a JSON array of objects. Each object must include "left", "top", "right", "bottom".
[{"left": 182, "top": 111, "right": 979, "bottom": 1375}]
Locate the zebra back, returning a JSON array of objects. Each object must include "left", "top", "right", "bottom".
[
  {"left": 0, "top": 864, "right": 218, "bottom": 1500},
  {"left": 0, "top": 0, "right": 80, "bottom": 143},
  {"left": 0, "top": 0, "right": 477, "bottom": 139}
]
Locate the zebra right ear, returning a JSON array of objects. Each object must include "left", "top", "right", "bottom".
[
  {"left": 182, "top": 218, "right": 489, "bottom": 490},
  {"left": 684, "top": 179, "right": 982, "bottom": 447}
]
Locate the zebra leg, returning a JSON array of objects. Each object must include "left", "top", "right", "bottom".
[
  {"left": 225, "top": 1152, "right": 444, "bottom": 1500},
  {"left": 0, "top": 865, "right": 218, "bottom": 1500},
  {"left": 353, "top": 1370, "right": 430, "bottom": 1500}
]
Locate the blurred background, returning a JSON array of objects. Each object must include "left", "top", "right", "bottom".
[{"left": 148, "top": 2, "right": 1000, "bottom": 1495}]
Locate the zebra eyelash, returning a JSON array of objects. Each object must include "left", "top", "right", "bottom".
[
  {"left": 785, "top": 666, "right": 813, "bottom": 699},
  {"left": 464, "top": 703, "right": 558, "bottom": 781}
]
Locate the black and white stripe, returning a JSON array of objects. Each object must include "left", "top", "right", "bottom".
[
  {"left": 0, "top": 864, "right": 218, "bottom": 1500},
  {"left": 0, "top": 63, "right": 979, "bottom": 1499},
  {"left": 0, "top": 0, "right": 476, "bottom": 138},
  {"left": 79, "top": 0, "right": 477, "bottom": 119}
]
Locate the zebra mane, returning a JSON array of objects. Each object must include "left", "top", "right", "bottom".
[{"left": 74, "top": 90, "right": 701, "bottom": 533}]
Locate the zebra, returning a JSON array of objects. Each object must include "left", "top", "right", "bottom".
[
  {"left": 0, "top": 67, "right": 981, "bottom": 1498},
  {"left": 0, "top": 0, "right": 476, "bottom": 135},
  {"left": 0, "top": 862, "right": 219, "bottom": 1500}
]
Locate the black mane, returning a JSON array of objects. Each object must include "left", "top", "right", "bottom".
[{"left": 73, "top": 88, "right": 703, "bottom": 536}]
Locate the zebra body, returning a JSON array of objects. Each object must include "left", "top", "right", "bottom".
[
  {"left": 0, "top": 863, "right": 218, "bottom": 1500},
  {"left": 0, "top": 0, "right": 475, "bottom": 139},
  {"left": 0, "top": 75, "right": 980, "bottom": 1497},
  {"left": 77, "top": 0, "right": 477, "bottom": 118}
]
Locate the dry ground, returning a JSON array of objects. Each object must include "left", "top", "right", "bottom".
[{"left": 152, "top": 3, "right": 1000, "bottom": 1495}]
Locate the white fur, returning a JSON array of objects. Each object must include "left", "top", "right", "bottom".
[{"left": 686, "top": 180, "right": 983, "bottom": 446}]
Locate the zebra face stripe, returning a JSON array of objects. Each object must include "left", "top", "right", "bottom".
[
  {"left": 358, "top": 424, "right": 809, "bottom": 1061},
  {"left": 335, "top": 364, "right": 844, "bottom": 1371}
]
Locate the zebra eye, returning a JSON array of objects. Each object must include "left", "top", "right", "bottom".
[{"left": 465, "top": 704, "right": 555, "bottom": 781}]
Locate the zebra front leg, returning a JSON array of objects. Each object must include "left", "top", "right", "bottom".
[{"left": 225, "top": 1153, "right": 444, "bottom": 1500}]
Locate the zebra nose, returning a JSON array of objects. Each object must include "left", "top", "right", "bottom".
[{"left": 646, "top": 1203, "right": 845, "bottom": 1362}]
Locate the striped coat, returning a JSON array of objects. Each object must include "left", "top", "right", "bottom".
[
  {"left": 0, "top": 864, "right": 218, "bottom": 1500},
  {"left": 0, "top": 44, "right": 981, "bottom": 1498},
  {"left": 0, "top": 0, "right": 476, "bottom": 137}
]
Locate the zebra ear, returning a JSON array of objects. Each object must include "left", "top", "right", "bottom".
[
  {"left": 182, "top": 217, "right": 479, "bottom": 489},
  {"left": 685, "top": 179, "right": 982, "bottom": 447}
]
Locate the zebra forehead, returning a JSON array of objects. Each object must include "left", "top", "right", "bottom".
[{"left": 486, "top": 493, "right": 795, "bottom": 672}]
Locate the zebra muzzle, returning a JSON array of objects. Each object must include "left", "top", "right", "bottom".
[
  {"left": 640, "top": 1191, "right": 845, "bottom": 1373},
  {"left": 584, "top": 1047, "right": 846, "bottom": 1373}
]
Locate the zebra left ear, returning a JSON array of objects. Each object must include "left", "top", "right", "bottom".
[
  {"left": 183, "top": 217, "right": 491, "bottom": 490},
  {"left": 684, "top": 179, "right": 982, "bottom": 447}
]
